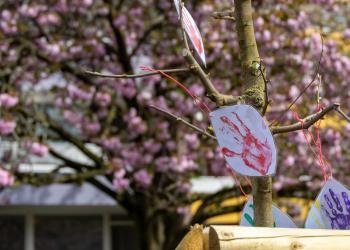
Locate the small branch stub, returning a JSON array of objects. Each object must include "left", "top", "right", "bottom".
[{"left": 212, "top": 8, "right": 235, "bottom": 21}]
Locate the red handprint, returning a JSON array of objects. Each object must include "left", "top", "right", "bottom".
[
  {"left": 183, "top": 11, "right": 203, "bottom": 54},
  {"left": 220, "top": 112, "right": 272, "bottom": 175}
]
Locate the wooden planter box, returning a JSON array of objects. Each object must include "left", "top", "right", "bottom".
[{"left": 176, "top": 225, "right": 350, "bottom": 250}]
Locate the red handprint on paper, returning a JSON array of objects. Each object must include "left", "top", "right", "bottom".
[
  {"left": 220, "top": 112, "right": 272, "bottom": 175},
  {"left": 183, "top": 11, "right": 203, "bottom": 54}
]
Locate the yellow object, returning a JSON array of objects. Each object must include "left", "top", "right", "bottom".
[
  {"left": 175, "top": 224, "right": 204, "bottom": 250},
  {"left": 191, "top": 196, "right": 314, "bottom": 225}
]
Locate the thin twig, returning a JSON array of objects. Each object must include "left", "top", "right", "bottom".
[
  {"left": 148, "top": 105, "right": 216, "bottom": 140},
  {"left": 270, "top": 33, "right": 324, "bottom": 126},
  {"left": 335, "top": 107, "right": 350, "bottom": 123},
  {"left": 85, "top": 68, "right": 190, "bottom": 79},
  {"left": 271, "top": 103, "right": 339, "bottom": 134}
]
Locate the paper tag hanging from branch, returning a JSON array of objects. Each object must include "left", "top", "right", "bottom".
[
  {"left": 174, "top": 0, "right": 206, "bottom": 66},
  {"left": 306, "top": 178, "right": 350, "bottom": 230},
  {"left": 210, "top": 105, "right": 277, "bottom": 176},
  {"left": 240, "top": 197, "right": 297, "bottom": 228}
]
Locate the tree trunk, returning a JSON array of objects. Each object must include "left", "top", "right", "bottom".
[
  {"left": 134, "top": 208, "right": 187, "bottom": 250},
  {"left": 136, "top": 215, "right": 166, "bottom": 250},
  {"left": 234, "top": 0, "right": 273, "bottom": 227}
]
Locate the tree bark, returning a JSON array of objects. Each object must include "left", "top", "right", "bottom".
[{"left": 234, "top": 0, "right": 273, "bottom": 227}]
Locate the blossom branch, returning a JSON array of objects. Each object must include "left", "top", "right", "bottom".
[
  {"left": 17, "top": 107, "right": 104, "bottom": 168},
  {"left": 148, "top": 105, "right": 216, "bottom": 140},
  {"left": 270, "top": 103, "right": 340, "bottom": 134},
  {"left": 85, "top": 68, "right": 190, "bottom": 79},
  {"left": 49, "top": 147, "right": 124, "bottom": 205},
  {"left": 15, "top": 169, "right": 108, "bottom": 186},
  {"left": 130, "top": 17, "right": 164, "bottom": 57},
  {"left": 103, "top": 0, "right": 132, "bottom": 72},
  {"left": 45, "top": 114, "right": 105, "bottom": 167}
]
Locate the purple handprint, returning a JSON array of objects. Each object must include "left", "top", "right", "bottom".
[{"left": 321, "top": 188, "right": 350, "bottom": 229}]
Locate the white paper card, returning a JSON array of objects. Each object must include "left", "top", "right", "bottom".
[
  {"left": 240, "top": 197, "right": 297, "bottom": 228},
  {"left": 304, "top": 199, "right": 326, "bottom": 229},
  {"left": 174, "top": 0, "right": 206, "bottom": 66},
  {"left": 320, "top": 179, "right": 350, "bottom": 229},
  {"left": 305, "top": 178, "right": 350, "bottom": 230},
  {"left": 210, "top": 105, "right": 277, "bottom": 176}
]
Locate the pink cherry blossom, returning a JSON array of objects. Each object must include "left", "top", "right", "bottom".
[
  {"left": 0, "top": 169, "right": 14, "bottom": 187},
  {"left": 67, "top": 84, "right": 95, "bottom": 101},
  {"left": 0, "top": 120, "right": 16, "bottom": 135},
  {"left": 113, "top": 168, "right": 130, "bottom": 193},
  {"left": 83, "top": 120, "right": 101, "bottom": 135},
  {"left": 63, "top": 110, "right": 82, "bottom": 125},
  {"left": 25, "top": 142, "right": 49, "bottom": 157},
  {"left": 95, "top": 92, "right": 111, "bottom": 107},
  {"left": 134, "top": 169, "right": 153, "bottom": 188},
  {"left": 0, "top": 94, "right": 18, "bottom": 107}
]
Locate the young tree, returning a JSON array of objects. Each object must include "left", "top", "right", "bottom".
[{"left": 1, "top": 0, "right": 350, "bottom": 249}]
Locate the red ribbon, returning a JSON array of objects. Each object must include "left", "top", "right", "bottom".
[
  {"left": 293, "top": 105, "right": 332, "bottom": 182},
  {"left": 140, "top": 66, "right": 211, "bottom": 114}
]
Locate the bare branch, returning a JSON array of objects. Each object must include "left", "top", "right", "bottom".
[
  {"left": 335, "top": 106, "right": 350, "bottom": 124},
  {"left": 271, "top": 103, "right": 339, "bottom": 134},
  {"left": 49, "top": 147, "right": 94, "bottom": 170},
  {"left": 85, "top": 68, "right": 190, "bottom": 79},
  {"left": 178, "top": 1, "right": 240, "bottom": 106},
  {"left": 148, "top": 105, "right": 216, "bottom": 140},
  {"left": 87, "top": 178, "right": 117, "bottom": 201},
  {"left": 54, "top": 169, "right": 108, "bottom": 183},
  {"left": 15, "top": 168, "right": 108, "bottom": 186},
  {"left": 212, "top": 8, "right": 235, "bottom": 21}
]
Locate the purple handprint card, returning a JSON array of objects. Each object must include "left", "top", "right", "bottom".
[
  {"left": 320, "top": 179, "right": 350, "bottom": 230},
  {"left": 240, "top": 197, "right": 297, "bottom": 228},
  {"left": 210, "top": 105, "right": 277, "bottom": 176},
  {"left": 305, "top": 178, "right": 350, "bottom": 230}
]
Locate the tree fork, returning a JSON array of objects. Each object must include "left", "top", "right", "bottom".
[{"left": 234, "top": 0, "right": 273, "bottom": 227}]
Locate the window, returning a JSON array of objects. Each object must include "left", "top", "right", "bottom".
[
  {"left": 110, "top": 215, "right": 140, "bottom": 250},
  {"left": 111, "top": 224, "right": 140, "bottom": 250},
  {"left": 35, "top": 216, "right": 102, "bottom": 250},
  {"left": 0, "top": 216, "right": 25, "bottom": 250}
]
